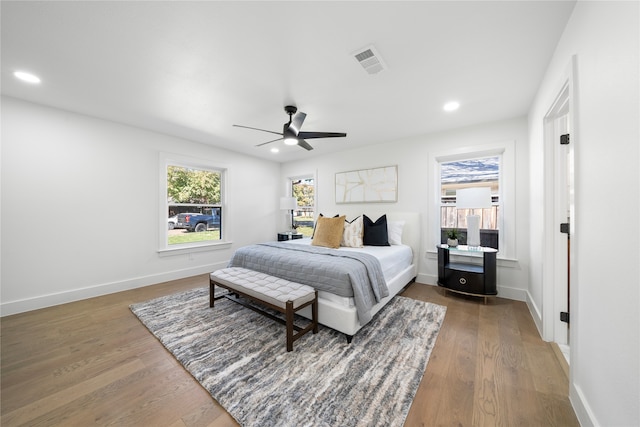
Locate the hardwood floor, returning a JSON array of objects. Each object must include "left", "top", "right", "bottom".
[{"left": 1, "top": 276, "right": 579, "bottom": 426}]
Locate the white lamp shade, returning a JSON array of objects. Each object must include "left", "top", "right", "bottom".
[
  {"left": 280, "top": 196, "right": 297, "bottom": 210},
  {"left": 456, "top": 187, "right": 492, "bottom": 209}
]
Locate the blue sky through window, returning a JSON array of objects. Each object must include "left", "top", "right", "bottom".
[{"left": 441, "top": 156, "right": 499, "bottom": 184}]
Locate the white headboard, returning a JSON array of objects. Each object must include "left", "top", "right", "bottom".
[{"left": 332, "top": 210, "right": 421, "bottom": 266}]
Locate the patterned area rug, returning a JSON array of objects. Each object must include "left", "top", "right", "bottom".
[
  {"left": 131, "top": 287, "right": 446, "bottom": 427},
  {"left": 212, "top": 284, "right": 229, "bottom": 298}
]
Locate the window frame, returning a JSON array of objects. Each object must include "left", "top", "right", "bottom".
[
  {"left": 290, "top": 175, "right": 316, "bottom": 237},
  {"left": 428, "top": 140, "right": 516, "bottom": 259},
  {"left": 158, "top": 152, "right": 231, "bottom": 255},
  {"left": 439, "top": 155, "right": 500, "bottom": 231}
]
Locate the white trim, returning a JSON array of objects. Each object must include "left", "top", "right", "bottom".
[
  {"left": 428, "top": 140, "right": 517, "bottom": 260},
  {"left": 494, "top": 284, "right": 527, "bottom": 302},
  {"left": 571, "top": 383, "right": 599, "bottom": 427},
  {"left": 0, "top": 262, "right": 229, "bottom": 317},
  {"left": 416, "top": 273, "right": 436, "bottom": 285},
  {"left": 541, "top": 56, "right": 576, "bottom": 346},
  {"left": 159, "top": 152, "right": 230, "bottom": 254},
  {"left": 285, "top": 173, "right": 316, "bottom": 232},
  {"left": 526, "top": 289, "right": 544, "bottom": 336},
  {"left": 158, "top": 241, "right": 233, "bottom": 256},
  {"left": 425, "top": 248, "right": 518, "bottom": 265}
]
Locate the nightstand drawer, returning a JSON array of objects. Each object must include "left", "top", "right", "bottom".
[
  {"left": 278, "top": 233, "right": 303, "bottom": 241},
  {"left": 444, "top": 269, "right": 485, "bottom": 294}
]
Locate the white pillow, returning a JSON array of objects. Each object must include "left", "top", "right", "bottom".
[
  {"left": 341, "top": 216, "right": 364, "bottom": 248},
  {"left": 387, "top": 220, "right": 405, "bottom": 245}
]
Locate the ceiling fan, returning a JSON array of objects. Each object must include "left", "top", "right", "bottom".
[{"left": 233, "top": 105, "right": 347, "bottom": 151}]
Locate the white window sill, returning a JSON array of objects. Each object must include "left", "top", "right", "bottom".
[
  {"left": 158, "top": 241, "right": 233, "bottom": 257},
  {"left": 425, "top": 249, "right": 519, "bottom": 267}
]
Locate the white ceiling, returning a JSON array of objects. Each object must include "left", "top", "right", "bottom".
[{"left": 1, "top": 1, "right": 576, "bottom": 163}]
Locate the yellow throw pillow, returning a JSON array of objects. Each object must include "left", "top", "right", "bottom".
[{"left": 312, "top": 215, "right": 346, "bottom": 249}]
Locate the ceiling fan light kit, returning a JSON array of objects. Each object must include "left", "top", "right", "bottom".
[
  {"left": 283, "top": 125, "right": 298, "bottom": 145},
  {"left": 233, "top": 105, "right": 347, "bottom": 151}
]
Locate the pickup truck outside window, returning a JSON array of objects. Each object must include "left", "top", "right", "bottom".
[{"left": 166, "top": 165, "right": 223, "bottom": 246}]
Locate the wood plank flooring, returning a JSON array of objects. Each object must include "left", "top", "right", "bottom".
[{"left": 1, "top": 276, "right": 579, "bottom": 426}]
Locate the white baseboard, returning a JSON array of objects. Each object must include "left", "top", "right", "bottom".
[
  {"left": 3, "top": 266, "right": 528, "bottom": 316},
  {"left": 1, "top": 262, "right": 228, "bottom": 317},
  {"left": 570, "top": 383, "right": 598, "bottom": 427},
  {"left": 526, "top": 291, "right": 544, "bottom": 338},
  {"left": 496, "top": 284, "right": 526, "bottom": 301},
  {"left": 416, "top": 273, "right": 437, "bottom": 285}
]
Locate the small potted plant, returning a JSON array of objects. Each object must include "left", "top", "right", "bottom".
[{"left": 446, "top": 229, "right": 460, "bottom": 247}]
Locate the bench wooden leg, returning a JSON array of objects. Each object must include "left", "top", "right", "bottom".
[
  {"left": 209, "top": 280, "right": 215, "bottom": 308},
  {"left": 312, "top": 290, "right": 318, "bottom": 334},
  {"left": 286, "top": 300, "right": 294, "bottom": 352}
]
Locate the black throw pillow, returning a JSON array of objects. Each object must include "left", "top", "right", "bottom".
[{"left": 363, "top": 214, "right": 390, "bottom": 246}]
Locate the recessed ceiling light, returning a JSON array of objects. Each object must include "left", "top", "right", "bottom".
[
  {"left": 270, "top": 147, "right": 279, "bottom": 153},
  {"left": 443, "top": 101, "right": 460, "bottom": 112},
  {"left": 14, "top": 71, "right": 41, "bottom": 84}
]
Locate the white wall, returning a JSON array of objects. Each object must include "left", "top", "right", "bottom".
[
  {"left": 0, "top": 100, "right": 531, "bottom": 312},
  {"left": 0, "top": 96, "right": 281, "bottom": 315},
  {"left": 281, "top": 116, "right": 530, "bottom": 300},
  {"left": 528, "top": 1, "right": 639, "bottom": 425}
]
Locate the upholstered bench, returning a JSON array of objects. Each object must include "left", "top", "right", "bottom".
[{"left": 209, "top": 267, "right": 318, "bottom": 352}]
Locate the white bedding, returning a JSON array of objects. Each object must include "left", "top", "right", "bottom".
[{"left": 282, "top": 238, "right": 413, "bottom": 308}]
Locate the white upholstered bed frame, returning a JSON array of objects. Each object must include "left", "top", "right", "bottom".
[{"left": 297, "top": 211, "right": 420, "bottom": 339}]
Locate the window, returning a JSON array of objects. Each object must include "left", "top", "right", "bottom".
[
  {"left": 159, "top": 153, "right": 227, "bottom": 252},
  {"left": 429, "top": 140, "right": 515, "bottom": 258},
  {"left": 440, "top": 156, "right": 500, "bottom": 230},
  {"left": 291, "top": 177, "right": 314, "bottom": 237}
]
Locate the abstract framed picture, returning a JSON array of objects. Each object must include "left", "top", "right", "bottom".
[{"left": 335, "top": 165, "right": 398, "bottom": 204}]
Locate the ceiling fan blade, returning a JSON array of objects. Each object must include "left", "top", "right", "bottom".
[
  {"left": 255, "top": 137, "right": 283, "bottom": 147},
  {"left": 233, "top": 124, "right": 283, "bottom": 137},
  {"left": 297, "top": 131, "right": 347, "bottom": 139},
  {"left": 290, "top": 112, "right": 307, "bottom": 134},
  {"left": 297, "top": 139, "right": 314, "bottom": 151},
  {"left": 240, "top": 107, "right": 344, "bottom": 151}
]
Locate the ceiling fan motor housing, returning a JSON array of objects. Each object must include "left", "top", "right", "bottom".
[{"left": 284, "top": 105, "right": 297, "bottom": 116}]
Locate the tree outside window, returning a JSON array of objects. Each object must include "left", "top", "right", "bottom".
[
  {"left": 167, "top": 165, "right": 223, "bottom": 246},
  {"left": 292, "top": 178, "right": 314, "bottom": 237}
]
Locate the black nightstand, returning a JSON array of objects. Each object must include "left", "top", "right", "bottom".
[
  {"left": 437, "top": 244, "right": 497, "bottom": 304},
  {"left": 278, "top": 232, "right": 303, "bottom": 241}
]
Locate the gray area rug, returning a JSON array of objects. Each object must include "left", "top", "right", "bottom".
[
  {"left": 131, "top": 287, "right": 446, "bottom": 427},
  {"left": 212, "top": 284, "right": 229, "bottom": 298}
]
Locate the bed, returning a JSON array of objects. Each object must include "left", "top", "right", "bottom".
[{"left": 227, "top": 212, "right": 420, "bottom": 341}]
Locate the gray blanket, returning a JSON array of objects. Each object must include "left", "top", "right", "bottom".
[{"left": 227, "top": 242, "right": 389, "bottom": 324}]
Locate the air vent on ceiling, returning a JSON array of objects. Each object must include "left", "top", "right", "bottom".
[{"left": 352, "top": 45, "right": 386, "bottom": 75}]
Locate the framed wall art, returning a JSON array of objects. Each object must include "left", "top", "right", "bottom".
[{"left": 335, "top": 165, "right": 397, "bottom": 204}]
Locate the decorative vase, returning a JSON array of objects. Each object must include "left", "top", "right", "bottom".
[{"left": 447, "top": 238, "right": 458, "bottom": 247}]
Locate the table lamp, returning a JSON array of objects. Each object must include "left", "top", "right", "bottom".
[
  {"left": 456, "top": 187, "right": 492, "bottom": 247},
  {"left": 280, "top": 196, "right": 297, "bottom": 231}
]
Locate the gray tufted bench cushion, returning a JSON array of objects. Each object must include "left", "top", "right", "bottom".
[{"left": 209, "top": 267, "right": 318, "bottom": 351}]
